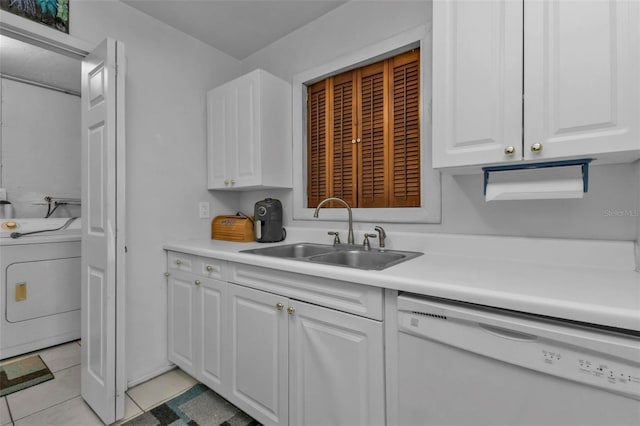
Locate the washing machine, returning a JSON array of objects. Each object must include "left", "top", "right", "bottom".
[{"left": 0, "top": 218, "right": 82, "bottom": 359}]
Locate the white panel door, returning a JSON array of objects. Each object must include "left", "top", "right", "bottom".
[
  {"left": 524, "top": 0, "right": 640, "bottom": 160},
  {"left": 432, "top": 0, "right": 523, "bottom": 168},
  {"left": 289, "top": 300, "right": 385, "bottom": 426},
  {"left": 81, "top": 37, "right": 126, "bottom": 425},
  {"left": 207, "top": 86, "right": 231, "bottom": 189},
  {"left": 167, "top": 273, "right": 196, "bottom": 376},
  {"left": 197, "top": 277, "right": 228, "bottom": 394},
  {"left": 228, "top": 284, "right": 288, "bottom": 426}
]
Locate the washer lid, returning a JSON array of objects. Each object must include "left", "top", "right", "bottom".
[{"left": 0, "top": 218, "right": 81, "bottom": 238}]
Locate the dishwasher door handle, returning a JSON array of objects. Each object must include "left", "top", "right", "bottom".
[{"left": 479, "top": 323, "right": 538, "bottom": 342}]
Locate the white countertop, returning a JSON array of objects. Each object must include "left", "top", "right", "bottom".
[{"left": 164, "top": 229, "right": 640, "bottom": 332}]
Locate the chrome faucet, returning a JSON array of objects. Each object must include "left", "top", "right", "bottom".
[
  {"left": 313, "top": 197, "right": 355, "bottom": 245},
  {"left": 374, "top": 226, "right": 386, "bottom": 249}
]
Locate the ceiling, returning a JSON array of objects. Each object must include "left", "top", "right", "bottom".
[
  {"left": 0, "top": 1, "right": 346, "bottom": 93},
  {"left": 122, "top": 0, "right": 348, "bottom": 60}
]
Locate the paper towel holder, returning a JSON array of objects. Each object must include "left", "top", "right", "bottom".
[{"left": 483, "top": 158, "right": 593, "bottom": 196}]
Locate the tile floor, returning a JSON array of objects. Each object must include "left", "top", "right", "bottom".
[{"left": 0, "top": 342, "right": 198, "bottom": 426}]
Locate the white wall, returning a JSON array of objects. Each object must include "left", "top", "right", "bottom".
[
  {"left": 636, "top": 161, "right": 640, "bottom": 269},
  {"left": 65, "top": 0, "right": 241, "bottom": 385},
  {"left": 0, "top": 78, "right": 81, "bottom": 218},
  {"left": 239, "top": 0, "right": 639, "bottom": 242}
]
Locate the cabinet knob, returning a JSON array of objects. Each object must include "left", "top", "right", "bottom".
[
  {"left": 276, "top": 303, "right": 284, "bottom": 311},
  {"left": 356, "top": 138, "right": 361, "bottom": 143},
  {"left": 531, "top": 143, "right": 543, "bottom": 152},
  {"left": 287, "top": 306, "right": 295, "bottom": 315},
  {"left": 206, "top": 265, "right": 213, "bottom": 272},
  {"left": 164, "top": 272, "right": 170, "bottom": 278},
  {"left": 194, "top": 279, "right": 201, "bottom": 286},
  {"left": 175, "top": 259, "right": 182, "bottom": 265},
  {"left": 224, "top": 179, "right": 230, "bottom": 185},
  {"left": 230, "top": 179, "right": 236, "bottom": 185},
  {"left": 504, "top": 146, "right": 516, "bottom": 155},
  {"left": 351, "top": 139, "right": 356, "bottom": 144}
]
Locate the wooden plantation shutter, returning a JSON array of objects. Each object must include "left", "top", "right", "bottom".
[
  {"left": 390, "top": 49, "right": 420, "bottom": 207},
  {"left": 306, "top": 48, "right": 420, "bottom": 208},
  {"left": 330, "top": 71, "right": 357, "bottom": 208},
  {"left": 358, "top": 62, "right": 388, "bottom": 208},
  {"left": 307, "top": 80, "right": 329, "bottom": 207}
]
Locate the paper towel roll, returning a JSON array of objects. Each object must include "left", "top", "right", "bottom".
[{"left": 485, "top": 178, "right": 584, "bottom": 201}]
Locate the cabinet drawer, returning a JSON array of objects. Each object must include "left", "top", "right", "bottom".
[
  {"left": 167, "top": 252, "right": 225, "bottom": 281},
  {"left": 199, "top": 258, "right": 224, "bottom": 280},
  {"left": 229, "top": 263, "right": 383, "bottom": 321},
  {"left": 168, "top": 251, "right": 196, "bottom": 273}
]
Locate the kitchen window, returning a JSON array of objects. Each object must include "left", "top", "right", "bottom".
[
  {"left": 306, "top": 49, "right": 420, "bottom": 209},
  {"left": 291, "top": 26, "right": 440, "bottom": 224}
]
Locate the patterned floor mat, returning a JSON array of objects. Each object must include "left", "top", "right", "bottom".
[
  {"left": 123, "top": 384, "right": 262, "bottom": 426},
  {"left": 0, "top": 354, "right": 54, "bottom": 397}
]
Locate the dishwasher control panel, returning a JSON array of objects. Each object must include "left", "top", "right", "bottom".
[{"left": 539, "top": 347, "right": 640, "bottom": 398}]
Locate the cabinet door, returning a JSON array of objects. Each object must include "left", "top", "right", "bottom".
[
  {"left": 524, "top": 0, "right": 639, "bottom": 160},
  {"left": 432, "top": 0, "right": 523, "bottom": 168},
  {"left": 196, "top": 278, "right": 228, "bottom": 394},
  {"left": 207, "top": 85, "right": 233, "bottom": 189},
  {"left": 167, "top": 273, "right": 196, "bottom": 376},
  {"left": 233, "top": 71, "right": 261, "bottom": 187},
  {"left": 289, "top": 300, "right": 385, "bottom": 426},
  {"left": 228, "top": 284, "right": 288, "bottom": 426}
]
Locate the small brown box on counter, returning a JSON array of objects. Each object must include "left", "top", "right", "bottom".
[{"left": 211, "top": 215, "right": 256, "bottom": 242}]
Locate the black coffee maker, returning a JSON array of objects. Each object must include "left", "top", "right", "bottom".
[{"left": 254, "top": 198, "right": 286, "bottom": 242}]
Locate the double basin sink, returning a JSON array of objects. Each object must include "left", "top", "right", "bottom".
[{"left": 241, "top": 243, "right": 422, "bottom": 271}]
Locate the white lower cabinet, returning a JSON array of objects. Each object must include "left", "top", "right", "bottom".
[
  {"left": 167, "top": 269, "right": 228, "bottom": 395},
  {"left": 289, "top": 298, "right": 385, "bottom": 426},
  {"left": 197, "top": 277, "right": 228, "bottom": 394},
  {"left": 167, "top": 271, "right": 197, "bottom": 376},
  {"left": 227, "top": 283, "right": 385, "bottom": 426},
  {"left": 228, "top": 284, "right": 289, "bottom": 426},
  {"left": 166, "top": 253, "right": 385, "bottom": 426}
]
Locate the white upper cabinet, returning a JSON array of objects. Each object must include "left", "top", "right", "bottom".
[
  {"left": 207, "top": 69, "right": 292, "bottom": 190},
  {"left": 433, "top": 0, "right": 640, "bottom": 169},
  {"left": 524, "top": 0, "right": 639, "bottom": 161},
  {"left": 432, "top": 0, "right": 524, "bottom": 168}
]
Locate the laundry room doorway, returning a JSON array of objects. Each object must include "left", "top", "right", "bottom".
[{"left": 0, "top": 15, "right": 127, "bottom": 425}]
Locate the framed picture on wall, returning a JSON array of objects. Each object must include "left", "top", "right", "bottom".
[{"left": 0, "top": 0, "right": 69, "bottom": 34}]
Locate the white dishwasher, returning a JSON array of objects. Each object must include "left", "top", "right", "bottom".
[{"left": 395, "top": 294, "right": 640, "bottom": 426}]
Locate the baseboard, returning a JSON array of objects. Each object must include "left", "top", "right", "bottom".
[{"left": 127, "top": 363, "right": 176, "bottom": 388}]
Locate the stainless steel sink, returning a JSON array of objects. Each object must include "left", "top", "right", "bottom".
[
  {"left": 241, "top": 243, "right": 337, "bottom": 258},
  {"left": 241, "top": 243, "right": 422, "bottom": 270},
  {"left": 308, "top": 250, "right": 407, "bottom": 270}
]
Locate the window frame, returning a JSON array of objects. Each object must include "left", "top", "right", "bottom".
[{"left": 292, "top": 25, "right": 441, "bottom": 224}]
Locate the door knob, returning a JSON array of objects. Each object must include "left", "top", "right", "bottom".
[
  {"left": 504, "top": 146, "right": 515, "bottom": 155},
  {"left": 531, "top": 143, "right": 543, "bottom": 152}
]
